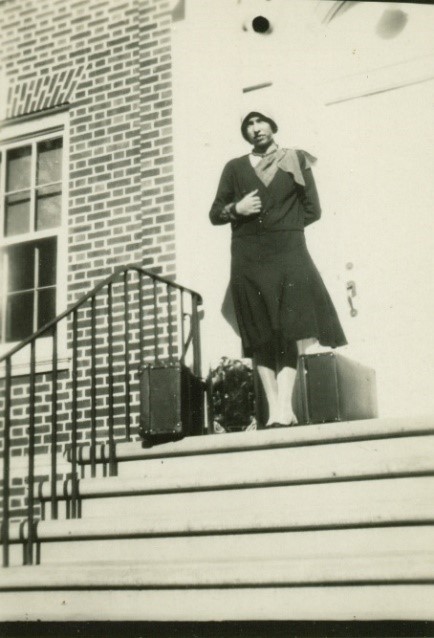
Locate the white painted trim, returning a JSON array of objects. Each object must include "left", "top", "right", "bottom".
[
  {"left": 0, "top": 352, "right": 71, "bottom": 378},
  {"left": 0, "top": 111, "right": 69, "bottom": 365},
  {"left": 0, "top": 111, "right": 67, "bottom": 143}
]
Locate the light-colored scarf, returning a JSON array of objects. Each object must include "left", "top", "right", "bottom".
[{"left": 253, "top": 147, "right": 317, "bottom": 187}]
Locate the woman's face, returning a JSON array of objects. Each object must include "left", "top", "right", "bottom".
[{"left": 245, "top": 115, "right": 274, "bottom": 150}]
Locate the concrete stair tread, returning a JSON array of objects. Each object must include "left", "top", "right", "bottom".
[
  {"left": 41, "top": 434, "right": 434, "bottom": 498},
  {"left": 2, "top": 553, "right": 434, "bottom": 590},
  {"left": 3, "top": 418, "right": 434, "bottom": 621},
  {"left": 34, "top": 526, "right": 434, "bottom": 566},
  {"left": 3, "top": 586, "right": 434, "bottom": 622},
  {"left": 79, "top": 474, "right": 434, "bottom": 524},
  {"left": 9, "top": 476, "right": 434, "bottom": 541},
  {"left": 75, "top": 415, "right": 434, "bottom": 465}
]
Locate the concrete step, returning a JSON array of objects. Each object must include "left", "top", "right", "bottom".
[
  {"left": 8, "top": 476, "right": 434, "bottom": 542},
  {"left": 34, "top": 525, "right": 434, "bottom": 566},
  {"left": 75, "top": 415, "right": 434, "bottom": 478},
  {"left": 2, "top": 552, "right": 434, "bottom": 589},
  {"left": 0, "top": 451, "right": 70, "bottom": 482},
  {"left": 1, "top": 558, "right": 434, "bottom": 621},
  {"left": 3, "top": 417, "right": 434, "bottom": 621},
  {"left": 41, "top": 434, "right": 434, "bottom": 502},
  {"left": 79, "top": 474, "right": 434, "bottom": 521},
  {"left": 1, "top": 585, "right": 434, "bottom": 622}
]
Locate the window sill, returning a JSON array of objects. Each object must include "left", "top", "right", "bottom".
[
  {"left": 0, "top": 338, "right": 71, "bottom": 378},
  {"left": 0, "top": 355, "right": 71, "bottom": 379}
]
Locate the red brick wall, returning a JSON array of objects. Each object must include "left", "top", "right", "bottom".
[
  {"left": 0, "top": 0, "right": 179, "bottom": 519},
  {"left": 1, "top": 0, "right": 176, "bottom": 299}
]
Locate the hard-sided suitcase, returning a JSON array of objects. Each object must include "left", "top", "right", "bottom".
[
  {"left": 139, "top": 362, "right": 205, "bottom": 445},
  {"left": 293, "top": 352, "right": 378, "bottom": 424}
]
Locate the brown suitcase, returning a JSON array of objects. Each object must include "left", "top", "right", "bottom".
[
  {"left": 293, "top": 352, "right": 378, "bottom": 424},
  {"left": 139, "top": 362, "right": 205, "bottom": 445}
]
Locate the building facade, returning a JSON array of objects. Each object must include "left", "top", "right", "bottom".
[
  {"left": 0, "top": 2, "right": 434, "bottom": 622},
  {"left": 0, "top": 0, "right": 190, "bottom": 518}
]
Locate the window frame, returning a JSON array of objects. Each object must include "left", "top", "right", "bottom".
[{"left": 0, "top": 111, "right": 69, "bottom": 372}]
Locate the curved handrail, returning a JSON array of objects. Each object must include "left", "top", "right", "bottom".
[
  {"left": 0, "top": 263, "right": 202, "bottom": 363},
  {"left": 1, "top": 262, "right": 204, "bottom": 567}
]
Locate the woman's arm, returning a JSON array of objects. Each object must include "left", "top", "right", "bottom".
[
  {"left": 296, "top": 151, "right": 322, "bottom": 227},
  {"left": 209, "top": 161, "right": 239, "bottom": 225}
]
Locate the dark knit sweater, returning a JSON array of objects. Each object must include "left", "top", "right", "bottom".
[{"left": 209, "top": 150, "right": 321, "bottom": 235}]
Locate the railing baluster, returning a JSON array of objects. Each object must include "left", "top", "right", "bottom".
[
  {"left": 191, "top": 294, "right": 202, "bottom": 378},
  {"left": 107, "top": 283, "right": 116, "bottom": 475},
  {"left": 139, "top": 271, "right": 144, "bottom": 370},
  {"left": 90, "top": 295, "right": 97, "bottom": 478},
  {"left": 26, "top": 341, "right": 36, "bottom": 565},
  {"left": 0, "top": 265, "right": 203, "bottom": 571},
  {"left": 50, "top": 325, "right": 58, "bottom": 519},
  {"left": 167, "top": 284, "right": 174, "bottom": 363},
  {"left": 2, "top": 358, "right": 12, "bottom": 567},
  {"left": 71, "top": 309, "right": 79, "bottom": 519},
  {"left": 124, "top": 272, "right": 131, "bottom": 441},
  {"left": 153, "top": 279, "right": 158, "bottom": 364},
  {"left": 180, "top": 290, "right": 185, "bottom": 364}
]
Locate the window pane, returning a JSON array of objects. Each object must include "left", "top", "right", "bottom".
[
  {"left": 38, "top": 287, "right": 56, "bottom": 332},
  {"left": 37, "top": 138, "right": 62, "bottom": 185},
  {"left": 6, "top": 291, "right": 34, "bottom": 342},
  {"left": 6, "top": 146, "right": 31, "bottom": 191},
  {"left": 5, "top": 191, "right": 31, "bottom": 236},
  {"left": 7, "top": 242, "right": 35, "bottom": 292},
  {"left": 38, "top": 238, "right": 57, "bottom": 287},
  {"left": 36, "top": 184, "right": 61, "bottom": 230}
]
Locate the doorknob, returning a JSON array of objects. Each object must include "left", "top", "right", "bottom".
[{"left": 346, "top": 280, "right": 358, "bottom": 317}]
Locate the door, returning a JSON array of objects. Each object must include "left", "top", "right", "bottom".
[{"left": 311, "top": 80, "right": 434, "bottom": 417}]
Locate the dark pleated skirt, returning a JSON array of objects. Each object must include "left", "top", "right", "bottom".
[{"left": 230, "top": 230, "right": 347, "bottom": 357}]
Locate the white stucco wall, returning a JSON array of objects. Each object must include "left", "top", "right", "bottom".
[{"left": 172, "top": 0, "right": 434, "bottom": 417}]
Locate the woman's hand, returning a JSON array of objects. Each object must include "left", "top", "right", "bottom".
[{"left": 235, "top": 190, "right": 261, "bottom": 216}]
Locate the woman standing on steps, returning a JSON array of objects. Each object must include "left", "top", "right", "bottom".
[{"left": 209, "top": 109, "right": 347, "bottom": 428}]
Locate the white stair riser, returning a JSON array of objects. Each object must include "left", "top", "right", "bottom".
[
  {"left": 78, "top": 476, "right": 434, "bottom": 526},
  {"left": 1, "top": 586, "right": 434, "bottom": 621},
  {"left": 77, "top": 415, "right": 434, "bottom": 472},
  {"left": 64, "top": 435, "right": 434, "bottom": 496},
  {"left": 114, "top": 435, "right": 434, "bottom": 480},
  {"left": 10, "top": 476, "right": 434, "bottom": 543},
  {"left": 36, "top": 526, "right": 434, "bottom": 565},
  {"left": 4, "top": 554, "right": 434, "bottom": 589}
]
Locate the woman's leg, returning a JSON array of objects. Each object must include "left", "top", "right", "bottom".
[
  {"left": 255, "top": 337, "right": 326, "bottom": 427},
  {"left": 275, "top": 339, "right": 299, "bottom": 425},
  {"left": 256, "top": 364, "right": 279, "bottom": 425},
  {"left": 276, "top": 366, "right": 298, "bottom": 425},
  {"left": 253, "top": 341, "right": 279, "bottom": 426}
]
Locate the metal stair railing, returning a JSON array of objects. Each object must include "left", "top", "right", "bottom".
[{"left": 0, "top": 263, "right": 203, "bottom": 567}]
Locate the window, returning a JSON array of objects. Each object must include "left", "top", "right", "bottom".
[
  {"left": 4, "top": 237, "right": 57, "bottom": 342},
  {"left": 0, "top": 126, "right": 66, "bottom": 345}
]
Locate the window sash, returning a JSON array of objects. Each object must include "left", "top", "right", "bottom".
[
  {"left": 2, "top": 238, "right": 58, "bottom": 342},
  {"left": 1, "top": 131, "right": 63, "bottom": 241},
  {"left": 0, "top": 128, "right": 65, "bottom": 345}
]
